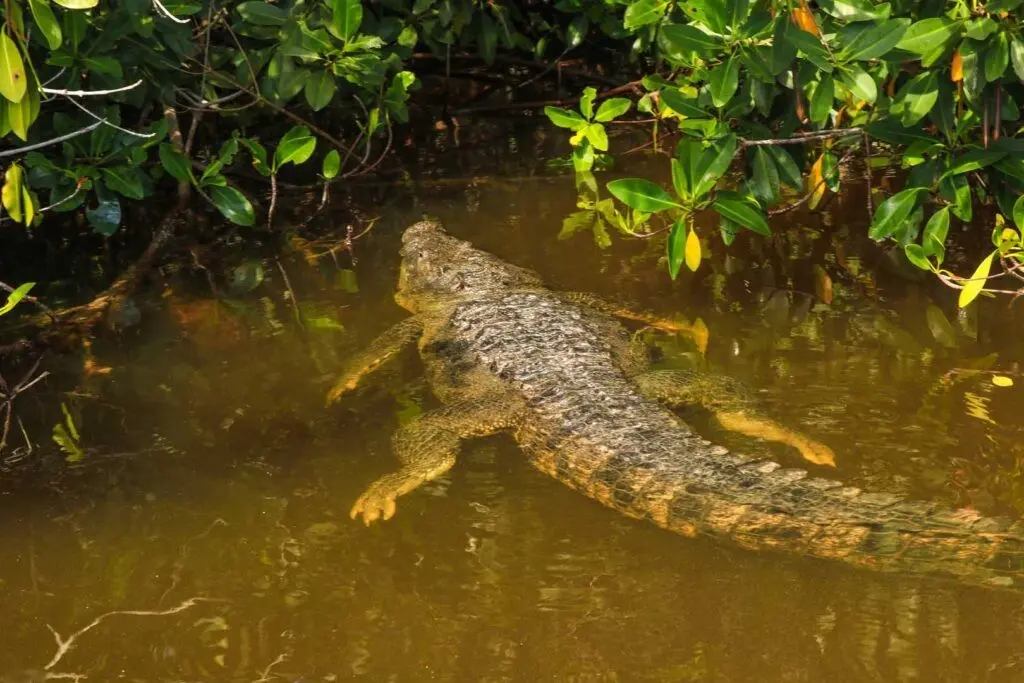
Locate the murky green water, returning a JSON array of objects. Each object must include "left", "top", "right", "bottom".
[{"left": 3, "top": 142, "right": 1024, "bottom": 682}]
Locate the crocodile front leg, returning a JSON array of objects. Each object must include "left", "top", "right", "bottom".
[
  {"left": 562, "top": 292, "right": 709, "bottom": 354},
  {"left": 351, "top": 397, "right": 522, "bottom": 525},
  {"left": 633, "top": 368, "right": 836, "bottom": 467},
  {"left": 327, "top": 316, "right": 423, "bottom": 404}
]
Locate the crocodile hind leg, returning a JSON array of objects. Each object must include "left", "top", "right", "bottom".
[
  {"left": 633, "top": 368, "right": 836, "bottom": 467},
  {"left": 327, "top": 316, "right": 423, "bottom": 404},
  {"left": 351, "top": 397, "right": 522, "bottom": 525},
  {"left": 562, "top": 292, "right": 709, "bottom": 354}
]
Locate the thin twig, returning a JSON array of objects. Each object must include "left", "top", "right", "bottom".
[
  {"left": 41, "top": 79, "right": 144, "bottom": 97},
  {"left": 64, "top": 97, "right": 155, "bottom": 138},
  {"left": 152, "top": 0, "right": 190, "bottom": 24},
  {"left": 274, "top": 259, "right": 303, "bottom": 328},
  {"left": 738, "top": 128, "right": 863, "bottom": 149},
  {"left": 0, "top": 121, "right": 103, "bottom": 159},
  {"left": 43, "top": 597, "right": 212, "bottom": 670}
]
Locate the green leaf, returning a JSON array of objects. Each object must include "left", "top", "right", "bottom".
[
  {"left": 897, "top": 18, "right": 960, "bottom": 62},
  {"left": 101, "top": 167, "right": 145, "bottom": 200},
  {"left": 305, "top": 70, "right": 337, "bottom": 111},
  {"left": 544, "top": 106, "right": 588, "bottom": 131},
  {"left": 159, "top": 143, "right": 194, "bottom": 184},
  {"left": 671, "top": 157, "right": 687, "bottom": 199},
  {"left": 8, "top": 70, "right": 38, "bottom": 141},
  {"left": 986, "top": 32, "right": 1009, "bottom": 83},
  {"left": 274, "top": 126, "right": 317, "bottom": 170},
  {"left": 750, "top": 147, "right": 779, "bottom": 205},
  {"left": 583, "top": 123, "right": 608, "bottom": 151},
  {"left": 713, "top": 191, "right": 770, "bottom": 235},
  {"left": 624, "top": 0, "right": 670, "bottom": 30},
  {"left": 209, "top": 185, "right": 255, "bottom": 226},
  {"left": 839, "top": 64, "right": 876, "bottom": 104},
  {"left": 939, "top": 173, "right": 972, "bottom": 221},
  {"left": 595, "top": 97, "right": 631, "bottom": 122},
  {"left": 580, "top": 87, "right": 597, "bottom": 120},
  {"left": 770, "top": 18, "right": 797, "bottom": 74},
  {"left": 958, "top": 250, "right": 996, "bottom": 308},
  {"left": 890, "top": 71, "right": 938, "bottom": 126},
  {"left": 868, "top": 187, "right": 926, "bottom": 240},
  {"left": 607, "top": 178, "right": 683, "bottom": 212},
  {"left": 838, "top": 19, "right": 908, "bottom": 61},
  {"left": 940, "top": 148, "right": 1006, "bottom": 181},
  {"left": 1011, "top": 36, "right": 1024, "bottom": 82},
  {"left": 236, "top": 1, "right": 288, "bottom": 26},
  {"left": 756, "top": 147, "right": 798, "bottom": 190},
  {"left": 322, "top": 149, "right": 341, "bottom": 179},
  {"left": 666, "top": 216, "right": 687, "bottom": 280},
  {"left": 923, "top": 205, "right": 950, "bottom": 256},
  {"left": 904, "top": 243, "right": 932, "bottom": 270},
  {"left": 0, "top": 282, "right": 34, "bottom": 316},
  {"left": 708, "top": 54, "right": 740, "bottom": 108},
  {"left": 28, "top": 0, "right": 62, "bottom": 50},
  {"left": 52, "top": 0, "right": 96, "bottom": 8},
  {"left": 817, "top": 0, "right": 889, "bottom": 22},
  {"left": 809, "top": 75, "right": 834, "bottom": 125},
  {"left": 0, "top": 31, "right": 26, "bottom": 103},
  {"left": 659, "top": 23, "right": 723, "bottom": 60},
  {"left": 693, "top": 134, "right": 738, "bottom": 198},
  {"left": 478, "top": 12, "right": 497, "bottom": 65},
  {"left": 1013, "top": 195, "right": 1024, "bottom": 232},
  {"left": 659, "top": 87, "right": 708, "bottom": 117},
  {"left": 784, "top": 23, "right": 833, "bottom": 72}
]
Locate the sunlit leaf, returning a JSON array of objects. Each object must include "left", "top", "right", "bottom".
[
  {"left": 684, "top": 224, "right": 701, "bottom": 271},
  {"left": 957, "top": 250, "right": 996, "bottom": 308},
  {"left": 1, "top": 163, "right": 24, "bottom": 223},
  {"left": 274, "top": 125, "right": 317, "bottom": 169},
  {"left": 594, "top": 97, "right": 631, "bottom": 122},
  {"left": 322, "top": 149, "right": 340, "bottom": 179},
  {"left": 0, "top": 31, "right": 26, "bottom": 103},
  {"left": 0, "top": 281, "right": 34, "bottom": 316},
  {"left": 544, "top": 106, "right": 588, "bottom": 131},
  {"left": 992, "top": 375, "right": 1014, "bottom": 387},
  {"left": 28, "top": 0, "right": 62, "bottom": 50}
]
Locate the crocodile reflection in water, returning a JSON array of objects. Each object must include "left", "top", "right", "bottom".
[{"left": 329, "top": 220, "right": 1024, "bottom": 591}]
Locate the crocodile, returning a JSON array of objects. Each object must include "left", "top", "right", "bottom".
[{"left": 329, "top": 220, "right": 1024, "bottom": 591}]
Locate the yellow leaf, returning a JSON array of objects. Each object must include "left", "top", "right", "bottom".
[
  {"left": 958, "top": 251, "right": 996, "bottom": 308},
  {"left": 791, "top": 4, "right": 820, "bottom": 36},
  {"left": 992, "top": 375, "right": 1014, "bottom": 387},
  {"left": 0, "top": 30, "right": 26, "bottom": 103},
  {"left": 685, "top": 226, "right": 701, "bottom": 271},
  {"left": 951, "top": 50, "right": 963, "bottom": 82},
  {"left": 808, "top": 154, "right": 826, "bottom": 210},
  {"left": 1, "top": 163, "right": 23, "bottom": 223}
]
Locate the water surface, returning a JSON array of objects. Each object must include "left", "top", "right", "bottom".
[{"left": 2, "top": 139, "right": 1024, "bottom": 682}]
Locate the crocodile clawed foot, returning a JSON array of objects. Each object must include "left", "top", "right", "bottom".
[
  {"left": 349, "top": 477, "right": 404, "bottom": 525},
  {"left": 798, "top": 439, "right": 837, "bottom": 468}
]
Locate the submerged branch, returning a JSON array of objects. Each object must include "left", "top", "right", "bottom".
[{"left": 43, "top": 597, "right": 213, "bottom": 671}]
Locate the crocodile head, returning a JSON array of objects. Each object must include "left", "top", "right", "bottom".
[{"left": 396, "top": 220, "right": 543, "bottom": 311}]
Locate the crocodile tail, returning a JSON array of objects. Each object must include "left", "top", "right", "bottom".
[
  {"left": 551, "top": 439, "right": 1024, "bottom": 591},
  {"left": 654, "top": 455, "right": 1024, "bottom": 591}
]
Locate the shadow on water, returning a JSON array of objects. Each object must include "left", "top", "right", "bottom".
[{"left": 4, "top": 127, "right": 1024, "bottom": 681}]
